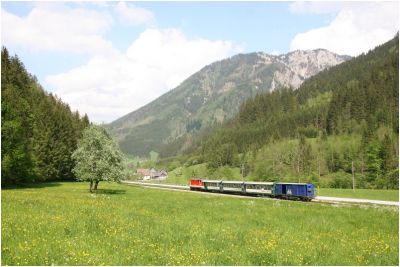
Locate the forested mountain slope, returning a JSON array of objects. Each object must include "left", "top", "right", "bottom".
[
  {"left": 196, "top": 35, "right": 398, "bottom": 189},
  {"left": 1, "top": 48, "right": 90, "bottom": 185},
  {"left": 109, "top": 49, "right": 349, "bottom": 156}
]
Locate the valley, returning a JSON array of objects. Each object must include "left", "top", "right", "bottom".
[
  {"left": 1, "top": 3, "right": 398, "bottom": 266},
  {"left": 124, "top": 35, "right": 399, "bottom": 192}
]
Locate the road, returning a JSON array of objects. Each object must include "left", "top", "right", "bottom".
[{"left": 121, "top": 181, "right": 399, "bottom": 206}]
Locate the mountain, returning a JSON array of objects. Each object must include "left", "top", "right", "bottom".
[
  {"left": 196, "top": 35, "right": 398, "bottom": 189},
  {"left": 109, "top": 49, "right": 350, "bottom": 156}
]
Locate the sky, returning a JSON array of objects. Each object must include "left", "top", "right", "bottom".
[{"left": 2, "top": 1, "right": 399, "bottom": 123}]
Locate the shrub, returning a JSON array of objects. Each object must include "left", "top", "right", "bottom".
[{"left": 328, "top": 172, "right": 353, "bottom": 188}]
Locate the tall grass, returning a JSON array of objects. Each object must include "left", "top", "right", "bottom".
[{"left": 2, "top": 182, "right": 398, "bottom": 265}]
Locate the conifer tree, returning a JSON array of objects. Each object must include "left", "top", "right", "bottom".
[{"left": 1, "top": 47, "right": 91, "bottom": 185}]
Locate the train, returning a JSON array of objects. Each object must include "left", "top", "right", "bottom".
[{"left": 189, "top": 179, "right": 315, "bottom": 201}]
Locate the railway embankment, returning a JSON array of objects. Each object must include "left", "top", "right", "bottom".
[{"left": 121, "top": 180, "right": 399, "bottom": 206}]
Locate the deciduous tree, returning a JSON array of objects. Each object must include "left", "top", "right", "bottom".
[{"left": 72, "top": 125, "right": 124, "bottom": 193}]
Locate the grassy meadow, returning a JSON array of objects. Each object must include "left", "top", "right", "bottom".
[{"left": 2, "top": 182, "right": 399, "bottom": 266}]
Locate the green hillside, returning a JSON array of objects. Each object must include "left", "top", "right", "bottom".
[
  {"left": 109, "top": 50, "right": 348, "bottom": 156},
  {"left": 192, "top": 35, "right": 398, "bottom": 189}
]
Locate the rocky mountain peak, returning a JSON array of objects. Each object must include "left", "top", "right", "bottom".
[
  {"left": 266, "top": 49, "right": 350, "bottom": 90},
  {"left": 109, "top": 48, "right": 350, "bottom": 156}
]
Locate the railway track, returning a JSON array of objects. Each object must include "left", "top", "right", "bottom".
[{"left": 121, "top": 180, "right": 399, "bottom": 206}]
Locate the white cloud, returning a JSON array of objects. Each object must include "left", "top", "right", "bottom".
[
  {"left": 270, "top": 50, "right": 280, "bottom": 56},
  {"left": 289, "top": 2, "right": 354, "bottom": 14},
  {"left": 290, "top": 2, "right": 399, "bottom": 56},
  {"left": 46, "top": 28, "right": 240, "bottom": 123},
  {"left": 115, "top": 2, "right": 155, "bottom": 26},
  {"left": 1, "top": 4, "right": 116, "bottom": 55}
]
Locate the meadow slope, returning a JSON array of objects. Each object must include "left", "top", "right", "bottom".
[{"left": 2, "top": 182, "right": 398, "bottom": 265}]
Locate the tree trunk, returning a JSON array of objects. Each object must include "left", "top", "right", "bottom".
[
  {"left": 89, "top": 180, "right": 94, "bottom": 193},
  {"left": 94, "top": 180, "right": 99, "bottom": 191}
]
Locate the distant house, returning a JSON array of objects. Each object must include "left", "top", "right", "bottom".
[
  {"left": 136, "top": 168, "right": 151, "bottom": 180},
  {"left": 157, "top": 169, "right": 168, "bottom": 180},
  {"left": 152, "top": 169, "right": 168, "bottom": 180},
  {"left": 149, "top": 168, "right": 158, "bottom": 179},
  {"left": 136, "top": 168, "right": 168, "bottom": 180}
]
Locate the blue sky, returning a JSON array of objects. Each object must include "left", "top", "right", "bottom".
[
  {"left": 2, "top": 1, "right": 334, "bottom": 83},
  {"left": 1, "top": 1, "right": 398, "bottom": 122}
]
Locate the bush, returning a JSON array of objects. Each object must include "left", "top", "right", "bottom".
[
  {"left": 249, "top": 163, "right": 275, "bottom": 182},
  {"left": 212, "top": 166, "right": 235, "bottom": 180},
  {"left": 307, "top": 173, "right": 320, "bottom": 187},
  {"left": 375, "top": 177, "right": 387, "bottom": 189},
  {"left": 328, "top": 172, "right": 353, "bottom": 188},
  {"left": 387, "top": 168, "right": 399, "bottom": 189}
]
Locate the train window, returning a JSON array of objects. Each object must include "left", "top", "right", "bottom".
[
  {"left": 205, "top": 182, "right": 219, "bottom": 188},
  {"left": 224, "top": 183, "right": 242, "bottom": 188},
  {"left": 246, "top": 184, "right": 272, "bottom": 190}
]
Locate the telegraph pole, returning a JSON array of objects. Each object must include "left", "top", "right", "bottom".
[
  {"left": 352, "top": 160, "right": 355, "bottom": 192},
  {"left": 241, "top": 163, "right": 244, "bottom": 182}
]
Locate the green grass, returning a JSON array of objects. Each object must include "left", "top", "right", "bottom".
[
  {"left": 2, "top": 182, "right": 398, "bottom": 265},
  {"left": 318, "top": 188, "right": 399, "bottom": 201}
]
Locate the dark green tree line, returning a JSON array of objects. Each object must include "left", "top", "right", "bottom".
[{"left": 1, "top": 47, "right": 90, "bottom": 185}]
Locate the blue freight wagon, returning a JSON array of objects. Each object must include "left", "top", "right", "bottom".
[{"left": 274, "top": 182, "right": 315, "bottom": 201}]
